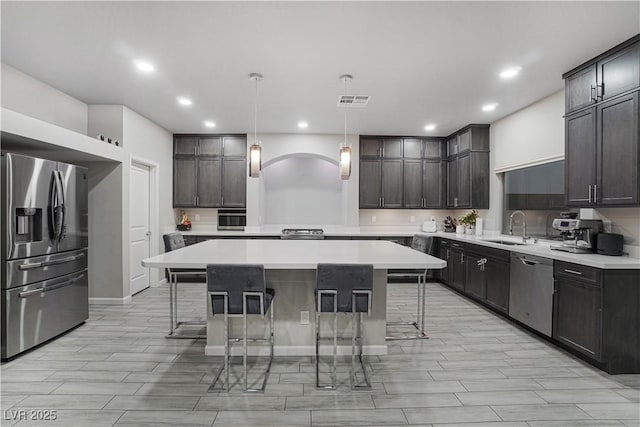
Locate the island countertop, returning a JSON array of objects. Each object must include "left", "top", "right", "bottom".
[{"left": 142, "top": 239, "right": 446, "bottom": 270}]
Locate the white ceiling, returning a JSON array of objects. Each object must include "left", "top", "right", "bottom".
[{"left": 1, "top": 2, "right": 639, "bottom": 136}]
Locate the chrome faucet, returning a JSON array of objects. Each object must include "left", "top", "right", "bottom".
[{"left": 509, "top": 210, "right": 529, "bottom": 243}]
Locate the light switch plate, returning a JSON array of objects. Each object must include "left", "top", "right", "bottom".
[{"left": 300, "top": 311, "right": 310, "bottom": 325}]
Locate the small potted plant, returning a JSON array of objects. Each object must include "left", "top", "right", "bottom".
[{"left": 459, "top": 210, "right": 479, "bottom": 234}]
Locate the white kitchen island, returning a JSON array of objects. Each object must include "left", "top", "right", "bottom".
[{"left": 142, "top": 239, "right": 446, "bottom": 356}]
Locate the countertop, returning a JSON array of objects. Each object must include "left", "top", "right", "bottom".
[
  {"left": 143, "top": 239, "right": 447, "bottom": 270},
  {"left": 433, "top": 232, "right": 640, "bottom": 270},
  {"left": 164, "top": 226, "right": 640, "bottom": 270}
]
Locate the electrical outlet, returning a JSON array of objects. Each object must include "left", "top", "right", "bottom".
[
  {"left": 195, "top": 214, "right": 201, "bottom": 221},
  {"left": 410, "top": 215, "right": 415, "bottom": 223},
  {"left": 372, "top": 215, "right": 377, "bottom": 223},
  {"left": 300, "top": 311, "right": 310, "bottom": 325}
]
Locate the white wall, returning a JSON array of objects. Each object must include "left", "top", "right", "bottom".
[
  {"left": 1, "top": 63, "right": 88, "bottom": 134},
  {"left": 489, "top": 90, "right": 640, "bottom": 251},
  {"left": 246, "top": 133, "right": 359, "bottom": 230},
  {"left": 88, "top": 105, "right": 124, "bottom": 144},
  {"left": 492, "top": 90, "right": 565, "bottom": 173}
]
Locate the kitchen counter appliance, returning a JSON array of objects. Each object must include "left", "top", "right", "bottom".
[
  {"left": 509, "top": 252, "right": 554, "bottom": 337},
  {"left": 217, "top": 209, "right": 246, "bottom": 231},
  {"left": 1, "top": 153, "right": 89, "bottom": 360},
  {"left": 550, "top": 218, "right": 603, "bottom": 254},
  {"left": 597, "top": 233, "right": 624, "bottom": 256},
  {"left": 280, "top": 229, "right": 325, "bottom": 240}
]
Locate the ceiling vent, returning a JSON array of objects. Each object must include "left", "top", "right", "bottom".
[{"left": 337, "top": 95, "right": 371, "bottom": 108}]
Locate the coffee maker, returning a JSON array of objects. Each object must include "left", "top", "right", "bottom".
[{"left": 551, "top": 218, "right": 604, "bottom": 254}]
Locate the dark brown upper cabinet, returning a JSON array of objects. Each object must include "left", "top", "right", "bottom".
[
  {"left": 564, "top": 35, "right": 640, "bottom": 207},
  {"left": 446, "top": 125, "right": 490, "bottom": 209},
  {"left": 173, "top": 134, "right": 247, "bottom": 208},
  {"left": 565, "top": 35, "right": 640, "bottom": 115},
  {"left": 359, "top": 136, "right": 445, "bottom": 209}
]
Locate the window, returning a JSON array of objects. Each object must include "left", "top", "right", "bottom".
[{"left": 502, "top": 161, "right": 573, "bottom": 239}]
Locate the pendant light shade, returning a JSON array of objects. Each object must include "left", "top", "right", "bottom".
[
  {"left": 340, "top": 146, "right": 352, "bottom": 180},
  {"left": 339, "top": 74, "right": 353, "bottom": 180},
  {"left": 249, "top": 143, "right": 262, "bottom": 177},
  {"left": 249, "top": 73, "right": 263, "bottom": 178}
]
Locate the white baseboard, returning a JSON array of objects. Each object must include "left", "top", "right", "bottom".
[
  {"left": 89, "top": 295, "right": 132, "bottom": 305},
  {"left": 205, "top": 344, "right": 387, "bottom": 356}
]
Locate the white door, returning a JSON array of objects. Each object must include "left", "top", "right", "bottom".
[{"left": 130, "top": 162, "right": 151, "bottom": 295}]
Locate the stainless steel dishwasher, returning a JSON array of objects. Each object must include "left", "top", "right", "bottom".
[{"left": 509, "top": 252, "right": 554, "bottom": 337}]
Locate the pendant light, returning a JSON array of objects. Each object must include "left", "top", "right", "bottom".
[
  {"left": 339, "top": 74, "right": 353, "bottom": 180},
  {"left": 249, "top": 73, "right": 263, "bottom": 178}
]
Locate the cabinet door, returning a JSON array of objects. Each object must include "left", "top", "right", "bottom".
[
  {"left": 403, "top": 138, "right": 423, "bottom": 159},
  {"left": 597, "top": 91, "right": 639, "bottom": 205},
  {"left": 565, "top": 108, "right": 597, "bottom": 206},
  {"left": 221, "top": 158, "right": 246, "bottom": 207},
  {"left": 599, "top": 42, "right": 640, "bottom": 102},
  {"left": 198, "top": 136, "right": 222, "bottom": 156},
  {"left": 381, "top": 160, "right": 403, "bottom": 208},
  {"left": 359, "top": 160, "right": 381, "bottom": 208},
  {"left": 173, "top": 158, "right": 197, "bottom": 207},
  {"left": 360, "top": 138, "right": 381, "bottom": 158},
  {"left": 485, "top": 259, "right": 510, "bottom": 313},
  {"left": 174, "top": 136, "right": 198, "bottom": 156},
  {"left": 447, "top": 157, "right": 458, "bottom": 207},
  {"left": 457, "top": 130, "right": 471, "bottom": 153},
  {"left": 423, "top": 139, "right": 443, "bottom": 159},
  {"left": 553, "top": 277, "right": 602, "bottom": 360},
  {"left": 382, "top": 138, "right": 403, "bottom": 158},
  {"left": 223, "top": 136, "right": 247, "bottom": 157},
  {"left": 464, "top": 253, "right": 485, "bottom": 300},
  {"left": 565, "top": 65, "right": 597, "bottom": 113},
  {"left": 456, "top": 154, "right": 471, "bottom": 208},
  {"left": 196, "top": 158, "right": 221, "bottom": 207},
  {"left": 447, "top": 136, "right": 458, "bottom": 157},
  {"left": 438, "top": 243, "right": 450, "bottom": 284},
  {"left": 449, "top": 245, "right": 465, "bottom": 292},
  {"left": 403, "top": 160, "right": 423, "bottom": 208},
  {"left": 422, "top": 160, "right": 443, "bottom": 208}
]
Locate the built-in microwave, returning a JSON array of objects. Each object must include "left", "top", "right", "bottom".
[{"left": 217, "top": 209, "right": 246, "bottom": 230}]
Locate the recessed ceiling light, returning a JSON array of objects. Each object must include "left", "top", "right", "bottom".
[
  {"left": 134, "top": 60, "right": 154, "bottom": 73},
  {"left": 500, "top": 67, "right": 522, "bottom": 79},
  {"left": 297, "top": 121, "right": 308, "bottom": 129},
  {"left": 482, "top": 103, "right": 498, "bottom": 112},
  {"left": 424, "top": 124, "right": 437, "bottom": 131},
  {"left": 204, "top": 121, "right": 216, "bottom": 128},
  {"left": 177, "top": 97, "right": 192, "bottom": 106}
]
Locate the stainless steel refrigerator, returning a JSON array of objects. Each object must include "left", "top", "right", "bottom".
[{"left": 1, "top": 153, "right": 89, "bottom": 360}]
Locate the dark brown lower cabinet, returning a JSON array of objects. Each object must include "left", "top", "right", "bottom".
[
  {"left": 484, "top": 258, "right": 510, "bottom": 313},
  {"left": 552, "top": 262, "right": 640, "bottom": 374},
  {"left": 464, "top": 252, "right": 484, "bottom": 300},
  {"left": 449, "top": 244, "right": 465, "bottom": 292},
  {"left": 553, "top": 276, "right": 602, "bottom": 360}
]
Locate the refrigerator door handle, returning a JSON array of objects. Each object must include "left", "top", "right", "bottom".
[
  {"left": 55, "top": 171, "right": 66, "bottom": 242},
  {"left": 49, "top": 171, "right": 59, "bottom": 241},
  {"left": 18, "top": 253, "right": 85, "bottom": 271},
  {"left": 18, "top": 287, "right": 44, "bottom": 298}
]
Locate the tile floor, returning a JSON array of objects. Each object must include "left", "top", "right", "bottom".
[{"left": 1, "top": 280, "right": 639, "bottom": 426}]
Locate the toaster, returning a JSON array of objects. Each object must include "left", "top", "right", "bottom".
[{"left": 597, "top": 233, "right": 624, "bottom": 256}]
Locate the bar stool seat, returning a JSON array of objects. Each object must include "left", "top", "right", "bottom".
[
  {"left": 207, "top": 264, "right": 275, "bottom": 393},
  {"left": 316, "top": 263, "right": 373, "bottom": 390},
  {"left": 162, "top": 233, "right": 206, "bottom": 339},
  {"left": 386, "top": 234, "right": 434, "bottom": 340}
]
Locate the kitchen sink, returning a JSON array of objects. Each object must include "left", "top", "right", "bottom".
[{"left": 483, "top": 239, "right": 529, "bottom": 246}]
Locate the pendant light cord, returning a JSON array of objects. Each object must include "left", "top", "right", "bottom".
[
  {"left": 343, "top": 76, "right": 348, "bottom": 147},
  {"left": 254, "top": 76, "right": 258, "bottom": 145}
]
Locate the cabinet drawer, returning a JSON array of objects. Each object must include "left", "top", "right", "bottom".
[
  {"left": 554, "top": 261, "right": 602, "bottom": 284},
  {"left": 450, "top": 241, "right": 465, "bottom": 250},
  {"left": 465, "top": 243, "right": 510, "bottom": 263}
]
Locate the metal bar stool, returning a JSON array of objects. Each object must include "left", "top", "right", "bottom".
[
  {"left": 316, "top": 263, "right": 373, "bottom": 390},
  {"left": 386, "top": 234, "right": 434, "bottom": 340},
  {"left": 162, "top": 233, "right": 207, "bottom": 339},
  {"left": 207, "top": 264, "right": 275, "bottom": 393}
]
